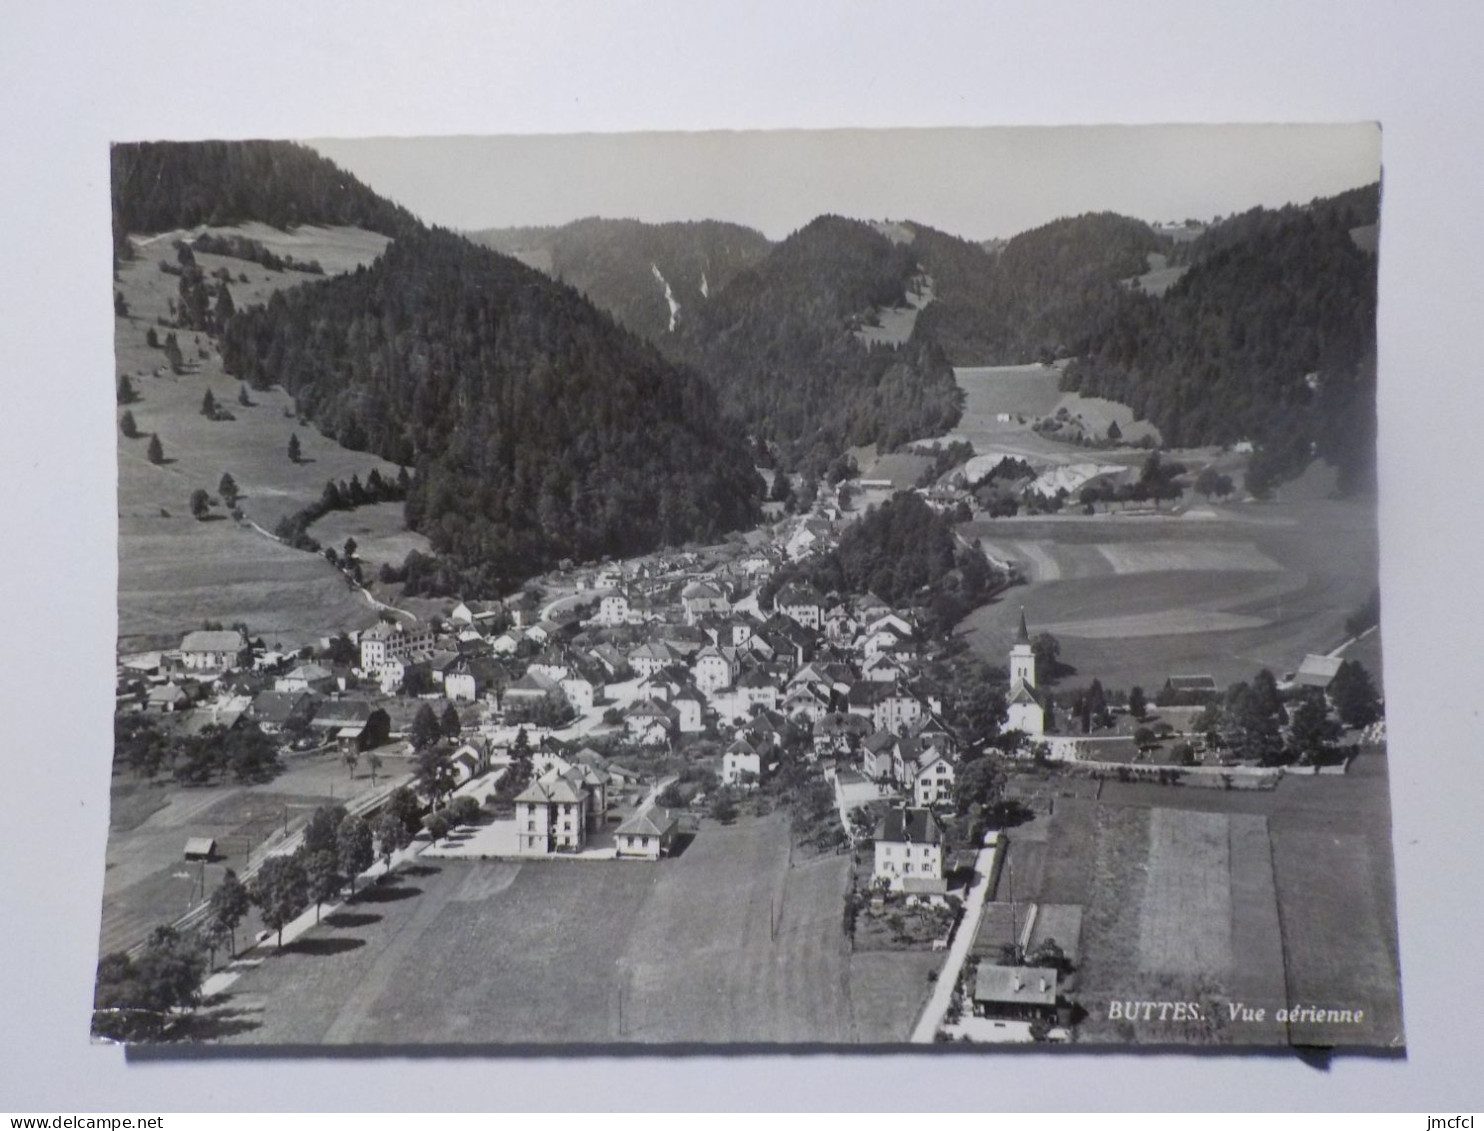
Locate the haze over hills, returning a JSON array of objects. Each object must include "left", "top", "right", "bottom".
[{"left": 468, "top": 217, "right": 773, "bottom": 343}]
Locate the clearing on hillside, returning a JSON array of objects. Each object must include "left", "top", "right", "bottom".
[{"left": 115, "top": 225, "right": 404, "bottom": 648}]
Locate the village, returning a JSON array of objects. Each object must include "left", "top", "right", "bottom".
[{"left": 109, "top": 448, "right": 1388, "bottom": 1046}]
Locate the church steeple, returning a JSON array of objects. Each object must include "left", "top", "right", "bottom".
[{"left": 1017, "top": 607, "right": 1030, "bottom": 644}]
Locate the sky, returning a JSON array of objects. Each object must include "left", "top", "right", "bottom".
[{"left": 309, "top": 124, "right": 1381, "bottom": 242}]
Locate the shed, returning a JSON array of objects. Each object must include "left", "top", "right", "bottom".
[
  {"left": 183, "top": 837, "right": 217, "bottom": 862},
  {"left": 1292, "top": 653, "right": 1343, "bottom": 690}
]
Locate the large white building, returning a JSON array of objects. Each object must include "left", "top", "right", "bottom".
[{"left": 358, "top": 619, "right": 435, "bottom": 676}]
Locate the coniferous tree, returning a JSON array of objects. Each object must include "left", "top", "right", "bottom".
[
  {"left": 120, "top": 410, "right": 139, "bottom": 439},
  {"left": 218, "top": 472, "right": 238, "bottom": 507},
  {"left": 147, "top": 433, "right": 164, "bottom": 464},
  {"left": 287, "top": 433, "right": 301, "bottom": 463},
  {"left": 201, "top": 389, "right": 217, "bottom": 417}
]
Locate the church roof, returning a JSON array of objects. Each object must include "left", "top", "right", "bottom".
[{"left": 1017, "top": 609, "right": 1030, "bottom": 644}]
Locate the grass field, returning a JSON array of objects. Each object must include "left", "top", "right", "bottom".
[
  {"left": 99, "top": 747, "right": 419, "bottom": 957},
  {"left": 115, "top": 226, "right": 402, "bottom": 649},
  {"left": 1059, "top": 749, "right": 1404, "bottom": 1048},
  {"left": 1037, "top": 798, "right": 1290, "bottom": 1045},
  {"left": 205, "top": 811, "right": 942, "bottom": 1045},
  {"left": 307, "top": 503, "right": 430, "bottom": 572},
  {"left": 959, "top": 487, "right": 1380, "bottom": 690}
]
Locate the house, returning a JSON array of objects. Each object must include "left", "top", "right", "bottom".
[
  {"left": 624, "top": 698, "right": 676, "bottom": 746},
  {"left": 735, "top": 666, "right": 782, "bottom": 713},
  {"left": 681, "top": 580, "right": 730, "bottom": 623},
  {"left": 179, "top": 629, "right": 249, "bottom": 673},
  {"left": 615, "top": 806, "right": 680, "bottom": 860},
  {"left": 627, "top": 642, "right": 675, "bottom": 679},
  {"left": 146, "top": 681, "right": 191, "bottom": 713},
  {"left": 861, "top": 732, "right": 899, "bottom": 781},
  {"left": 1162, "top": 673, "right": 1220, "bottom": 701},
  {"left": 1291, "top": 654, "right": 1343, "bottom": 691},
  {"left": 444, "top": 659, "right": 483, "bottom": 703},
  {"left": 775, "top": 583, "right": 825, "bottom": 630},
  {"left": 503, "top": 668, "right": 563, "bottom": 703},
  {"left": 514, "top": 772, "right": 592, "bottom": 854},
  {"left": 672, "top": 687, "right": 706, "bottom": 733},
  {"left": 813, "top": 711, "right": 872, "bottom": 759},
  {"left": 560, "top": 676, "right": 595, "bottom": 714},
  {"left": 972, "top": 965, "right": 1059, "bottom": 1023},
  {"left": 596, "top": 591, "right": 630, "bottom": 627},
  {"left": 781, "top": 683, "right": 829, "bottom": 723},
  {"left": 910, "top": 750, "right": 956, "bottom": 808},
  {"left": 359, "top": 619, "right": 436, "bottom": 675},
  {"left": 274, "top": 661, "right": 335, "bottom": 694},
  {"left": 248, "top": 689, "right": 313, "bottom": 735},
  {"left": 873, "top": 807, "right": 947, "bottom": 892},
  {"left": 489, "top": 632, "right": 520, "bottom": 656},
  {"left": 722, "top": 736, "right": 765, "bottom": 787},
  {"left": 691, "top": 645, "right": 737, "bottom": 694}
]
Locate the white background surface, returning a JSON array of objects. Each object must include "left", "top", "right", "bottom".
[{"left": 1, "top": 0, "right": 1481, "bottom": 1112}]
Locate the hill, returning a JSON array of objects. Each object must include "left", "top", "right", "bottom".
[
  {"left": 469, "top": 217, "right": 773, "bottom": 343},
  {"left": 909, "top": 213, "right": 1165, "bottom": 366},
  {"left": 673, "top": 215, "right": 963, "bottom": 473},
  {"left": 114, "top": 141, "right": 765, "bottom": 598},
  {"left": 111, "top": 141, "right": 420, "bottom": 262},
  {"left": 217, "top": 227, "right": 763, "bottom": 594},
  {"left": 1060, "top": 185, "right": 1380, "bottom": 493}
]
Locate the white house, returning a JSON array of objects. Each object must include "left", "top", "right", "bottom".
[
  {"left": 615, "top": 806, "right": 680, "bottom": 860},
  {"left": 775, "top": 583, "right": 825, "bottom": 630},
  {"left": 722, "top": 736, "right": 764, "bottom": 788},
  {"left": 911, "top": 750, "right": 956, "bottom": 808},
  {"left": 596, "top": 591, "right": 630, "bottom": 627},
  {"left": 691, "top": 645, "right": 737, "bottom": 694},
  {"left": 873, "top": 807, "right": 947, "bottom": 892}
]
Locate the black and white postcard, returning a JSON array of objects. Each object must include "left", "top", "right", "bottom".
[{"left": 97, "top": 126, "right": 1399, "bottom": 1050}]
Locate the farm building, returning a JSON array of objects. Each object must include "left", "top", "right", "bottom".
[
  {"left": 972, "top": 964, "right": 1059, "bottom": 1022},
  {"left": 1291, "top": 653, "right": 1344, "bottom": 690},
  {"left": 179, "top": 629, "right": 250, "bottom": 672},
  {"left": 183, "top": 837, "right": 217, "bottom": 862}
]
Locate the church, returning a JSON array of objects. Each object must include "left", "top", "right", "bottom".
[{"left": 1005, "top": 609, "right": 1046, "bottom": 736}]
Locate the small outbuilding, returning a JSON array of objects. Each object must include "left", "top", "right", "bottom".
[{"left": 183, "top": 837, "right": 217, "bottom": 862}]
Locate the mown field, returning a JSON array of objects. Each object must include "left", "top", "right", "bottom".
[
  {"left": 1039, "top": 798, "right": 1291, "bottom": 1046},
  {"left": 1084, "top": 749, "right": 1404, "bottom": 1048},
  {"left": 960, "top": 489, "right": 1380, "bottom": 691},
  {"left": 207, "top": 811, "right": 941, "bottom": 1045},
  {"left": 114, "top": 225, "right": 401, "bottom": 649}
]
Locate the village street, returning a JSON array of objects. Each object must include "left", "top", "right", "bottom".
[{"left": 909, "top": 838, "right": 999, "bottom": 1043}]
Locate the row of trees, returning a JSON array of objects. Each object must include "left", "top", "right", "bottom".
[{"left": 272, "top": 463, "right": 413, "bottom": 552}]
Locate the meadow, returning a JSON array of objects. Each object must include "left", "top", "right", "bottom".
[
  {"left": 207, "top": 811, "right": 942, "bottom": 1045},
  {"left": 114, "top": 226, "right": 402, "bottom": 649}
]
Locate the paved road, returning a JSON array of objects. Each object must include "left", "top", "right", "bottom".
[{"left": 910, "top": 839, "right": 999, "bottom": 1043}]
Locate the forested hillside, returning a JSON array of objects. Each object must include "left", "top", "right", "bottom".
[
  {"left": 1061, "top": 186, "right": 1380, "bottom": 493},
  {"left": 470, "top": 218, "right": 773, "bottom": 343},
  {"left": 674, "top": 215, "right": 963, "bottom": 473},
  {"left": 909, "top": 213, "right": 1165, "bottom": 365},
  {"left": 216, "top": 228, "right": 763, "bottom": 593},
  {"left": 110, "top": 141, "right": 420, "bottom": 260}
]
